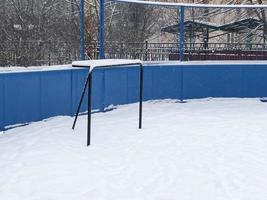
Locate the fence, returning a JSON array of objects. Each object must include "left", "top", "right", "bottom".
[
  {"left": 0, "top": 41, "right": 80, "bottom": 67},
  {"left": 105, "top": 42, "right": 267, "bottom": 61},
  {"left": 2, "top": 41, "right": 267, "bottom": 67}
]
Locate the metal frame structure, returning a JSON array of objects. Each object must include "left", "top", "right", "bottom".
[
  {"left": 81, "top": 0, "right": 267, "bottom": 62},
  {"left": 79, "top": 0, "right": 85, "bottom": 60},
  {"left": 100, "top": 0, "right": 105, "bottom": 59},
  {"left": 78, "top": 0, "right": 267, "bottom": 61},
  {"left": 72, "top": 59, "right": 143, "bottom": 146}
]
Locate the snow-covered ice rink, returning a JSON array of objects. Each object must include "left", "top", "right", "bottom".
[{"left": 1, "top": 98, "right": 267, "bottom": 200}]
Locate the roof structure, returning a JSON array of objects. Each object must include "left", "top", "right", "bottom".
[
  {"left": 161, "top": 20, "right": 220, "bottom": 34},
  {"left": 162, "top": 18, "right": 264, "bottom": 35},
  {"left": 219, "top": 18, "right": 263, "bottom": 32}
]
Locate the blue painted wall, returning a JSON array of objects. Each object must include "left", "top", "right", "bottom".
[
  {"left": 1, "top": 63, "right": 267, "bottom": 131},
  {"left": 182, "top": 65, "right": 267, "bottom": 99},
  {"left": 183, "top": 65, "right": 244, "bottom": 98},
  {"left": 0, "top": 75, "right": 4, "bottom": 131}
]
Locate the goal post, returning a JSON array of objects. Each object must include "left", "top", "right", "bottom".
[{"left": 72, "top": 59, "right": 143, "bottom": 146}]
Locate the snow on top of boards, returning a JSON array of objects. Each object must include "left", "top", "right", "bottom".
[{"left": 72, "top": 59, "right": 142, "bottom": 71}]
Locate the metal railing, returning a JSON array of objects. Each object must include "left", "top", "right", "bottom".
[
  {"left": 104, "top": 42, "right": 267, "bottom": 61},
  {"left": 104, "top": 41, "right": 178, "bottom": 61},
  {"left": 0, "top": 41, "right": 80, "bottom": 67},
  {"left": 2, "top": 41, "right": 267, "bottom": 67}
]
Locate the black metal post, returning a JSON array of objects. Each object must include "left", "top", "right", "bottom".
[
  {"left": 145, "top": 41, "right": 148, "bottom": 61},
  {"left": 139, "top": 64, "right": 143, "bottom": 129},
  {"left": 72, "top": 72, "right": 91, "bottom": 130},
  {"left": 87, "top": 72, "right": 92, "bottom": 146},
  {"left": 48, "top": 41, "right": 51, "bottom": 66}
]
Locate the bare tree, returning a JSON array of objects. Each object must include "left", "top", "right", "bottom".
[{"left": 0, "top": 0, "right": 80, "bottom": 66}]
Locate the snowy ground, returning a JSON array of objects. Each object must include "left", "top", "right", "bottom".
[{"left": 1, "top": 98, "right": 267, "bottom": 200}]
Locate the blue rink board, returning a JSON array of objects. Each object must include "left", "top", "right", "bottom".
[{"left": 1, "top": 63, "right": 267, "bottom": 131}]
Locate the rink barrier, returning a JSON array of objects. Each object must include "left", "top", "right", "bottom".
[{"left": 1, "top": 63, "right": 267, "bottom": 131}]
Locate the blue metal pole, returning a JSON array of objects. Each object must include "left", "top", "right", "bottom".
[
  {"left": 79, "top": 0, "right": 85, "bottom": 60},
  {"left": 99, "top": 0, "right": 105, "bottom": 59},
  {"left": 179, "top": 6, "right": 185, "bottom": 61},
  {"left": 179, "top": 6, "right": 185, "bottom": 102}
]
